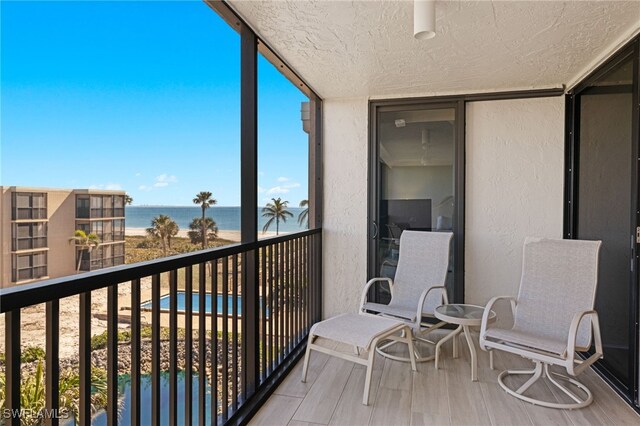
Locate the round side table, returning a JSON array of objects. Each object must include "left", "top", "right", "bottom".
[{"left": 434, "top": 304, "right": 496, "bottom": 381}]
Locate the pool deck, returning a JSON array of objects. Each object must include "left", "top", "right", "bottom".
[{"left": 113, "top": 287, "right": 277, "bottom": 334}]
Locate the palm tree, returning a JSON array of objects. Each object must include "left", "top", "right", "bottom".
[
  {"left": 298, "top": 199, "right": 309, "bottom": 227},
  {"left": 68, "top": 230, "right": 100, "bottom": 272},
  {"left": 193, "top": 191, "right": 217, "bottom": 249},
  {"left": 124, "top": 194, "right": 133, "bottom": 205},
  {"left": 146, "top": 214, "right": 179, "bottom": 256},
  {"left": 262, "top": 197, "right": 293, "bottom": 235},
  {"left": 187, "top": 217, "right": 219, "bottom": 246}
]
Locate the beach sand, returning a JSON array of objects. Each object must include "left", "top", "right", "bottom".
[{"left": 125, "top": 227, "right": 284, "bottom": 241}]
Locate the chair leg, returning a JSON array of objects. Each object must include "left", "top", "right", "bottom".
[
  {"left": 544, "top": 364, "right": 585, "bottom": 404},
  {"left": 489, "top": 351, "right": 494, "bottom": 370},
  {"left": 515, "top": 361, "right": 543, "bottom": 394},
  {"left": 362, "top": 345, "right": 376, "bottom": 405},
  {"left": 497, "top": 360, "right": 594, "bottom": 409},
  {"left": 404, "top": 326, "right": 417, "bottom": 372},
  {"left": 301, "top": 336, "right": 314, "bottom": 383}
]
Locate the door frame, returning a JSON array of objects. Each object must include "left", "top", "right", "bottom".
[
  {"left": 367, "top": 98, "right": 466, "bottom": 304},
  {"left": 564, "top": 36, "right": 640, "bottom": 406}
]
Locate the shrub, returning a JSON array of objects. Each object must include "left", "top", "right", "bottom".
[
  {"left": 90, "top": 329, "right": 132, "bottom": 351},
  {"left": 135, "top": 238, "right": 157, "bottom": 249},
  {"left": 0, "top": 361, "right": 108, "bottom": 425},
  {"left": 22, "top": 346, "right": 46, "bottom": 363}
]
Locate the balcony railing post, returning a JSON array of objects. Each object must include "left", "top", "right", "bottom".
[
  {"left": 45, "top": 300, "right": 60, "bottom": 426},
  {"left": 313, "top": 234, "right": 322, "bottom": 321},
  {"left": 198, "top": 263, "right": 206, "bottom": 426},
  {"left": 185, "top": 266, "right": 193, "bottom": 425},
  {"left": 240, "top": 16, "right": 260, "bottom": 403},
  {"left": 78, "top": 292, "right": 91, "bottom": 426},
  {"left": 107, "top": 285, "right": 118, "bottom": 426},
  {"left": 212, "top": 260, "right": 220, "bottom": 424},
  {"left": 130, "top": 278, "right": 141, "bottom": 426},
  {"left": 151, "top": 274, "right": 161, "bottom": 425},
  {"left": 5, "top": 310, "right": 21, "bottom": 426},
  {"left": 169, "top": 269, "right": 178, "bottom": 425}
]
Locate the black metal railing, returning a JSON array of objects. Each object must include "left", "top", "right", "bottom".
[{"left": 0, "top": 228, "right": 322, "bottom": 425}]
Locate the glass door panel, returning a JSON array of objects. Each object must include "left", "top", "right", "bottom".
[
  {"left": 575, "top": 54, "right": 636, "bottom": 392},
  {"left": 371, "top": 104, "right": 459, "bottom": 304}
]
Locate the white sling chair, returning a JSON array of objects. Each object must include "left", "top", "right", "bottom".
[
  {"left": 479, "top": 237, "right": 603, "bottom": 409},
  {"left": 359, "top": 230, "right": 453, "bottom": 362}
]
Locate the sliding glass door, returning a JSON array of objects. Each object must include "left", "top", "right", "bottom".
[
  {"left": 566, "top": 40, "right": 639, "bottom": 405},
  {"left": 368, "top": 100, "right": 465, "bottom": 304}
]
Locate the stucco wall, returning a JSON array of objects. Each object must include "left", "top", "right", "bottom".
[
  {"left": 464, "top": 97, "right": 565, "bottom": 306},
  {"left": 322, "top": 98, "right": 369, "bottom": 318},
  {"left": 321, "top": 96, "right": 565, "bottom": 318}
]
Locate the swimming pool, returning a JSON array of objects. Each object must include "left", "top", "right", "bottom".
[{"left": 141, "top": 292, "right": 265, "bottom": 316}]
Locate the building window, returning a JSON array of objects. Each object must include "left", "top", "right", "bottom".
[
  {"left": 76, "top": 195, "right": 90, "bottom": 218},
  {"left": 12, "top": 222, "right": 47, "bottom": 251},
  {"left": 103, "top": 220, "right": 113, "bottom": 242},
  {"left": 12, "top": 251, "right": 47, "bottom": 282},
  {"left": 90, "top": 195, "right": 103, "bottom": 218},
  {"left": 76, "top": 222, "right": 90, "bottom": 234},
  {"left": 113, "top": 195, "right": 124, "bottom": 217},
  {"left": 113, "top": 219, "right": 125, "bottom": 241},
  {"left": 91, "top": 221, "right": 103, "bottom": 240},
  {"left": 12, "top": 192, "right": 47, "bottom": 220},
  {"left": 81, "top": 195, "right": 122, "bottom": 218},
  {"left": 113, "top": 243, "right": 125, "bottom": 266},
  {"left": 102, "top": 195, "right": 114, "bottom": 218},
  {"left": 82, "top": 242, "right": 124, "bottom": 271}
]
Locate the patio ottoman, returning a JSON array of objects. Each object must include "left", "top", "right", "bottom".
[{"left": 301, "top": 313, "right": 416, "bottom": 405}]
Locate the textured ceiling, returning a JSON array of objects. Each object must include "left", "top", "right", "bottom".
[{"left": 229, "top": 0, "right": 640, "bottom": 99}]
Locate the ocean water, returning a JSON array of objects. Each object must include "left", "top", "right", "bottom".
[{"left": 126, "top": 206, "right": 307, "bottom": 232}]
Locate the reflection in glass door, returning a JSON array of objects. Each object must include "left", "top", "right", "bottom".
[{"left": 369, "top": 102, "right": 464, "bottom": 304}]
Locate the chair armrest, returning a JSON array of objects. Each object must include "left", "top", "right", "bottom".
[
  {"left": 416, "top": 285, "right": 448, "bottom": 324},
  {"left": 479, "top": 296, "right": 516, "bottom": 351},
  {"left": 359, "top": 277, "right": 393, "bottom": 313},
  {"left": 567, "top": 310, "right": 602, "bottom": 376}
]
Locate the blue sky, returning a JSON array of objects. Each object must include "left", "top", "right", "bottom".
[{"left": 1, "top": 0, "right": 309, "bottom": 207}]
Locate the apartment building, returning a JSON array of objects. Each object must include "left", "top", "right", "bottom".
[{"left": 0, "top": 186, "right": 126, "bottom": 288}]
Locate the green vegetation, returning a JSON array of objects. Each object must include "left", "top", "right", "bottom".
[
  {"left": 298, "top": 199, "right": 309, "bottom": 227},
  {"left": 124, "top": 194, "right": 133, "bottom": 205},
  {"left": 145, "top": 214, "right": 179, "bottom": 256},
  {"left": 188, "top": 217, "right": 219, "bottom": 246},
  {"left": 68, "top": 230, "right": 100, "bottom": 272},
  {"left": 0, "top": 361, "right": 108, "bottom": 426},
  {"left": 192, "top": 191, "right": 217, "bottom": 249},
  {"left": 125, "top": 235, "right": 234, "bottom": 265},
  {"left": 262, "top": 197, "right": 293, "bottom": 235},
  {"left": 21, "top": 346, "right": 46, "bottom": 363},
  {"left": 90, "top": 326, "right": 193, "bottom": 350}
]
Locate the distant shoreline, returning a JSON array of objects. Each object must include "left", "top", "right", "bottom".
[{"left": 125, "top": 227, "right": 284, "bottom": 242}]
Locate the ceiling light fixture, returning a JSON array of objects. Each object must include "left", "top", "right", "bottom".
[{"left": 414, "top": 0, "right": 436, "bottom": 40}]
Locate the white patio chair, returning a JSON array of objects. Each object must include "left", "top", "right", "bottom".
[
  {"left": 359, "top": 230, "right": 453, "bottom": 362},
  {"left": 479, "top": 237, "right": 603, "bottom": 409}
]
